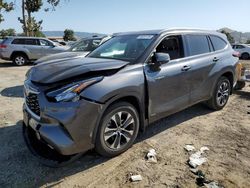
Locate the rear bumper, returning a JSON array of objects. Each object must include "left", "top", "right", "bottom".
[{"left": 23, "top": 96, "right": 103, "bottom": 156}]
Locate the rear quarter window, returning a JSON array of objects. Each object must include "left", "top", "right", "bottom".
[
  {"left": 210, "top": 36, "right": 227, "bottom": 51},
  {"left": 185, "top": 35, "right": 210, "bottom": 56},
  {"left": 12, "top": 38, "right": 37, "bottom": 45}
]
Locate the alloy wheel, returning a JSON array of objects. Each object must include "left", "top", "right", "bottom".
[
  {"left": 15, "top": 56, "right": 25, "bottom": 65},
  {"left": 216, "top": 81, "right": 229, "bottom": 106},
  {"left": 103, "top": 111, "right": 135, "bottom": 150}
]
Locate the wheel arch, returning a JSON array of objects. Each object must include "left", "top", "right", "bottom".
[
  {"left": 10, "top": 51, "right": 29, "bottom": 60},
  {"left": 91, "top": 94, "right": 147, "bottom": 144}
]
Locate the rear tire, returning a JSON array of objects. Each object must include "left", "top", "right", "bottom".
[
  {"left": 95, "top": 102, "right": 139, "bottom": 157},
  {"left": 12, "top": 54, "right": 28, "bottom": 66},
  {"left": 241, "top": 53, "right": 250, "bottom": 60},
  {"left": 206, "top": 76, "right": 231, "bottom": 110}
]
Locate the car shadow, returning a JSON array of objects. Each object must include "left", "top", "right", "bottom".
[
  {"left": 0, "top": 61, "right": 33, "bottom": 68},
  {"left": 0, "top": 104, "right": 213, "bottom": 187},
  {"left": 233, "top": 89, "right": 250, "bottom": 101},
  {"left": 0, "top": 85, "right": 23, "bottom": 98}
]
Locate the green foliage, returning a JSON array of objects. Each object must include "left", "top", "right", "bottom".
[
  {"left": 19, "top": 0, "right": 63, "bottom": 36},
  {"left": 220, "top": 30, "right": 235, "bottom": 44},
  {"left": 25, "top": 0, "right": 43, "bottom": 12},
  {"left": 63, "top": 29, "right": 76, "bottom": 41},
  {"left": 246, "top": 40, "right": 250, "bottom": 44},
  {"left": 0, "top": 28, "right": 16, "bottom": 38},
  {"left": 0, "top": 0, "right": 14, "bottom": 23}
]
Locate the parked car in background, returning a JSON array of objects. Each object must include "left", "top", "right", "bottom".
[
  {"left": 232, "top": 44, "right": 250, "bottom": 60},
  {"left": 34, "top": 35, "right": 111, "bottom": 65},
  {"left": 0, "top": 37, "right": 69, "bottom": 66},
  {"left": 23, "top": 29, "right": 239, "bottom": 167}
]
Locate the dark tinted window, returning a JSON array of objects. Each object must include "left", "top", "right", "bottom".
[
  {"left": 236, "top": 45, "right": 244, "bottom": 49},
  {"left": 210, "top": 36, "right": 227, "bottom": 51},
  {"left": 156, "top": 35, "right": 184, "bottom": 60},
  {"left": 12, "top": 38, "right": 37, "bottom": 45},
  {"left": 185, "top": 35, "right": 210, "bottom": 56},
  {"left": 12, "top": 39, "right": 26, "bottom": 44}
]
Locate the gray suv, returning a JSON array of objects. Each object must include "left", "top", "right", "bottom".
[
  {"left": 22, "top": 29, "right": 239, "bottom": 167},
  {"left": 0, "top": 37, "right": 68, "bottom": 65}
]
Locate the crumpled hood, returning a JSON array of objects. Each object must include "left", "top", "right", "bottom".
[
  {"left": 34, "top": 51, "right": 89, "bottom": 65},
  {"left": 29, "top": 57, "right": 129, "bottom": 84}
]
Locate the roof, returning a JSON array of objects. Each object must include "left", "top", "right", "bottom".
[{"left": 114, "top": 28, "right": 226, "bottom": 38}]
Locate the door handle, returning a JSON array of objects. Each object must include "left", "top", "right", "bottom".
[
  {"left": 181, "top": 65, "right": 191, "bottom": 71},
  {"left": 213, "top": 57, "right": 220, "bottom": 62}
]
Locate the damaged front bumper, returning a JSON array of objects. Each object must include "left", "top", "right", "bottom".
[{"left": 22, "top": 92, "right": 103, "bottom": 166}]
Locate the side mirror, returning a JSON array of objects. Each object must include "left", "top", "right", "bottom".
[{"left": 154, "top": 52, "right": 170, "bottom": 65}]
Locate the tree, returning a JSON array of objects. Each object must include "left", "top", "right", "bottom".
[
  {"left": 246, "top": 40, "right": 250, "bottom": 44},
  {"left": 0, "top": 28, "right": 16, "bottom": 38},
  {"left": 63, "top": 29, "right": 76, "bottom": 41},
  {"left": 19, "top": 0, "right": 62, "bottom": 36},
  {"left": 0, "top": 0, "right": 14, "bottom": 23},
  {"left": 220, "top": 30, "right": 235, "bottom": 44}
]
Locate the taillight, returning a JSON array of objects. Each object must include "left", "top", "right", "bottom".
[
  {"left": 0, "top": 44, "right": 7, "bottom": 49},
  {"left": 233, "top": 51, "right": 240, "bottom": 57}
]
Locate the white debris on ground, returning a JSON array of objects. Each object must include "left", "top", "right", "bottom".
[
  {"left": 204, "top": 181, "right": 223, "bottom": 188},
  {"left": 130, "top": 174, "right": 142, "bottom": 182},
  {"left": 200, "top": 146, "right": 209, "bottom": 153},
  {"left": 184, "top": 144, "right": 196, "bottom": 152},
  {"left": 146, "top": 148, "right": 157, "bottom": 163},
  {"left": 189, "top": 151, "right": 207, "bottom": 168},
  {"left": 184, "top": 145, "right": 209, "bottom": 168}
]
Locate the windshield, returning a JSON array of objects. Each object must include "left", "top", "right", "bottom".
[
  {"left": 70, "top": 39, "right": 101, "bottom": 52},
  {"left": 88, "top": 35, "right": 155, "bottom": 62}
]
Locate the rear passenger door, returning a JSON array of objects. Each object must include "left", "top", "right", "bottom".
[
  {"left": 23, "top": 39, "right": 43, "bottom": 60},
  {"left": 183, "top": 34, "right": 226, "bottom": 104}
]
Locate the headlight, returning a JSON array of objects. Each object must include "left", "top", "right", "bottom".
[{"left": 47, "top": 77, "right": 103, "bottom": 102}]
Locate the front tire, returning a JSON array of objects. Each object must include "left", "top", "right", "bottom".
[
  {"left": 95, "top": 102, "right": 139, "bottom": 157},
  {"left": 206, "top": 76, "right": 231, "bottom": 110},
  {"left": 12, "top": 54, "right": 28, "bottom": 66}
]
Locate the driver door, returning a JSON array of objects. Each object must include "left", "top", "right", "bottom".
[{"left": 144, "top": 35, "right": 191, "bottom": 122}]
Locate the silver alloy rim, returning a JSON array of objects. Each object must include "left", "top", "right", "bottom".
[
  {"left": 216, "top": 81, "right": 229, "bottom": 106},
  {"left": 104, "top": 111, "right": 135, "bottom": 150},
  {"left": 15, "top": 56, "right": 25, "bottom": 65}
]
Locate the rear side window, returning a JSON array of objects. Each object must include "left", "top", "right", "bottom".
[
  {"left": 12, "top": 39, "right": 26, "bottom": 44},
  {"left": 210, "top": 36, "right": 227, "bottom": 51},
  {"left": 12, "top": 38, "right": 37, "bottom": 45},
  {"left": 185, "top": 35, "right": 210, "bottom": 56}
]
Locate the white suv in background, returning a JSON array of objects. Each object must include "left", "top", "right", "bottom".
[
  {"left": 0, "top": 37, "right": 69, "bottom": 66},
  {"left": 232, "top": 44, "right": 250, "bottom": 60}
]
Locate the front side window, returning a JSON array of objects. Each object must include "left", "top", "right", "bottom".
[
  {"left": 155, "top": 35, "right": 184, "bottom": 60},
  {"left": 88, "top": 35, "right": 155, "bottom": 62},
  {"left": 39, "top": 39, "right": 53, "bottom": 46},
  {"left": 210, "top": 36, "right": 227, "bottom": 51},
  {"left": 185, "top": 35, "right": 210, "bottom": 56}
]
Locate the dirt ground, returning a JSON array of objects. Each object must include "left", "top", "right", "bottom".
[{"left": 0, "top": 60, "right": 249, "bottom": 188}]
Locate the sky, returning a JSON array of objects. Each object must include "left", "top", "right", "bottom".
[{"left": 1, "top": 0, "right": 250, "bottom": 34}]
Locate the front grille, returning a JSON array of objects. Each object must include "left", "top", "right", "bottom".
[{"left": 26, "top": 93, "right": 40, "bottom": 116}]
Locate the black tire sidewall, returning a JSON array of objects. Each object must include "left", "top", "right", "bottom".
[
  {"left": 241, "top": 53, "right": 249, "bottom": 60},
  {"left": 13, "top": 54, "right": 27, "bottom": 66},
  {"left": 95, "top": 102, "right": 139, "bottom": 157}
]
